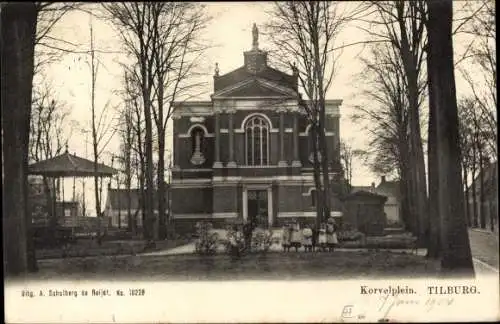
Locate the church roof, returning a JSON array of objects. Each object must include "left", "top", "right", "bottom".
[
  {"left": 214, "top": 65, "right": 298, "bottom": 93},
  {"left": 213, "top": 23, "right": 298, "bottom": 95}
]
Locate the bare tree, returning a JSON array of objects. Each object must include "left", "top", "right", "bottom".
[
  {"left": 33, "top": 3, "right": 84, "bottom": 75},
  {"left": 359, "top": 0, "right": 429, "bottom": 245},
  {"left": 29, "top": 84, "right": 73, "bottom": 164},
  {"left": 352, "top": 41, "right": 417, "bottom": 233},
  {"left": 116, "top": 70, "right": 139, "bottom": 235},
  {"left": 266, "top": 2, "right": 359, "bottom": 223},
  {"left": 426, "top": 0, "right": 474, "bottom": 275},
  {"left": 339, "top": 139, "right": 363, "bottom": 194},
  {"left": 87, "top": 19, "right": 118, "bottom": 243},
  {"left": 149, "top": 3, "right": 211, "bottom": 239},
  {"left": 121, "top": 67, "right": 148, "bottom": 237},
  {"left": 458, "top": 98, "right": 475, "bottom": 228},
  {"left": 103, "top": 3, "right": 163, "bottom": 241},
  {"left": 104, "top": 3, "right": 210, "bottom": 241},
  {"left": 457, "top": 0, "right": 496, "bottom": 156},
  {"left": 1, "top": 3, "right": 38, "bottom": 275}
]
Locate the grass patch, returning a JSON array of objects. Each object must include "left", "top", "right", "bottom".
[
  {"left": 36, "top": 238, "right": 191, "bottom": 260},
  {"left": 29, "top": 250, "right": 441, "bottom": 281}
]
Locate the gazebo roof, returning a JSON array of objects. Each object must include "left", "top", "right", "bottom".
[{"left": 28, "top": 149, "right": 118, "bottom": 178}]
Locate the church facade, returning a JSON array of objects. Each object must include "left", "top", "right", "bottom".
[{"left": 170, "top": 25, "right": 344, "bottom": 232}]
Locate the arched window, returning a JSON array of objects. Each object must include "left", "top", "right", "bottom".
[
  {"left": 245, "top": 115, "right": 269, "bottom": 166},
  {"left": 190, "top": 127, "right": 205, "bottom": 165}
]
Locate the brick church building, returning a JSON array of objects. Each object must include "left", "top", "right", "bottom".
[{"left": 170, "top": 24, "right": 344, "bottom": 232}]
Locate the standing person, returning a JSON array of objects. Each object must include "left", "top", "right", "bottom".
[
  {"left": 229, "top": 224, "right": 243, "bottom": 258},
  {"left": 281, "top": 223, "right": 291, "bottom": 252},
  {"left": 318, "top": 223, "right": 327, "bottom": 252},
  {"left": 290, "top": 219, "right": 302, "bottom": 252},
  {"left": 302, "top": 224, "right": 313, "bottom": 252},
  {"left": 311, "top": 224, "right": 318, "bottom": 252},
  {"left": 326, "top": 218, "right": 338, "bottom": 252}
]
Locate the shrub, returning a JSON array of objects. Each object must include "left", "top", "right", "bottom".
[
  {"left": 194, "top": 221, "right": 219, "bottom": 255},
  {"left": 225, "top": 228, "right": 245, "bottom": 256},
  {"left": 251, "top": 228, "right": 273, "bottom": 253},
  {"left": 338, "top": 230, "right": 365, "bottom": 242}
]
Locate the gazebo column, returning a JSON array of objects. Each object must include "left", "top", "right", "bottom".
[{"left": 292, "top": 112, "right": 301, "bottom": 167}]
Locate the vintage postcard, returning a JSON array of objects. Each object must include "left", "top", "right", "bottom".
[{"left": 3, "top": 1, "right": 499, "bottom": 323}]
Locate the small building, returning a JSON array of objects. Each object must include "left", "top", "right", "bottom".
[
  {"left": 351, "top": 184, "right": 375, "bottom": 194},
  {"left": 374, "top": 176, "right": 401, "bottom": 226},
  {"left": 342, "top": 190, "right": 387, "bottom": 236},
  {"left": 352, "top": 177, "right": 402, "bottom": 227},
  {"left": 104, "top": 187, "right": 174, "bottom": 229}
]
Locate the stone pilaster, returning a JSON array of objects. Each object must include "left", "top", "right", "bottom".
[
  {"left": 278, "top": 108, "right": 287, "bottom": 167},
  {"left": 213, "top": 111, "right": 222, "bottom": 168},
  {"left": 227, "top": 108, "right": 237, "bottom": 168},
  {"left": 292, "top": 112, "right": 301, "bottom": 167}
]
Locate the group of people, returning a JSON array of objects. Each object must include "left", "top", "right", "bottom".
[{"left": 281, "top": 218, "right": 339, "bottom": 252}]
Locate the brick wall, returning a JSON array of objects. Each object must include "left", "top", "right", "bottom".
[
  {"left": 277, "top": 185, "right": 303, "bottom": 212},
  {"left": 213, "top": 185, "right": 239, "bottom": 213},
  {"left": 171, "top": 187, "right": 213, "bottom": 214}
]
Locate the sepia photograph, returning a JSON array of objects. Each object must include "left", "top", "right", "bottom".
[{"left": 2, "top": 1, "right": 499, "bottom": 322}]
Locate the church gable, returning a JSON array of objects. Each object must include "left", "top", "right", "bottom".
[{"left": 213, "top": 78, "right": 297, "bottom": 99}]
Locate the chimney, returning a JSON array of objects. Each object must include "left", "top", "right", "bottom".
[{"left": 381, "top": 176, "right": 386, "bottom": 183}]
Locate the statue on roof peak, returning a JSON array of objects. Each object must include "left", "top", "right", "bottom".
[{"left": 252, "top": 23, "right": 259, "bottom": 50}]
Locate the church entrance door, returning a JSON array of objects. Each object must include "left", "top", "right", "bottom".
[{"left": 247, "top": 189, "right": 268, "bottom": 228}]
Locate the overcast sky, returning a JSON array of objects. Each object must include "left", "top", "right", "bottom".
[{"left": 36, "top": 2, "right": 479, "bottom": 215}]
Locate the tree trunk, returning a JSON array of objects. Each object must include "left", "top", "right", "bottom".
[
  {"left": 126, "top": 118, "right": 133, "bottom": 235},
  {"left": 471, "top": 148, "right": 478, "bottom": 227},
  {"left": 310, "top": 123, "right": 324, "bottom": 226},
  {"left": 478, "top": 152, "right": 486, "bottom": 229},
  {"left": 126, "top": 151, "right": 133, "bottom": 234},
  {"left": 397, "top": 1, "right": 428, "bottom": 246},
  {"left": 140, "top": 57, "right": 156, "bottom": 241},
  {"left": 311, "top": 15, "right": 332, "bottom": 223},
  {"left": 463, "top": 165, "right": 470, "bottom": 227},
  {"left": 405, "top": 162, "right": 418, "bottom": 235},
  {"left": 133, "top": 99, "right": 146, "bottom": 238},
  {"left": 157, "top": 133, "right": 166, "bottom": 240},
  {"left": 89, "top": 23, "right": 103, "bottom": 245},
  {"left": 405, "top": 59, "right": 428, "bottom": 246},
  {"left": 318, "top": 111, "right": 332, "bottom": 221},
  {"left": 426, "top": 40, "right": 440, "bottom": 259},
  {"left": 427, "top": 0, "right": 474, "bottom": 276},
  {"left": 399, "top": 142, "right": 414, "bottom": 234},
  {"left": 1, "top": 2, "right": 38, "bottom": 275},
  {"left": 138, "top": 151, "right": 147, "bottom": 238},
  {"left": 489, "top": 200, "right": 495, "bottom": 232}
]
